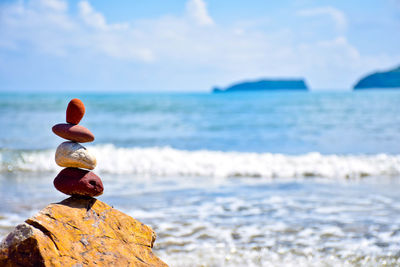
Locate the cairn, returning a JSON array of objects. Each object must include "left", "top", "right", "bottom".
[
  {"left": 0, "top": 99, "right": 168, "bottom": 266},
  {"left": 52, "top": 99, "right": 103, "bottom": 197}
]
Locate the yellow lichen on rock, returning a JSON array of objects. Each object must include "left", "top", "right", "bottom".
[{"left": 0, "top": 197, "right": 168, "bottom": 267}]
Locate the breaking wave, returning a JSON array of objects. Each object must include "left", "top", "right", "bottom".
[{"left": 1, "top": 145, "right": 400, "bottom": 179}]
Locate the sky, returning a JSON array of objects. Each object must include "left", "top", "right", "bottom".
[{"left": 0, "top": 0, "right": 399, "bottom": 92}]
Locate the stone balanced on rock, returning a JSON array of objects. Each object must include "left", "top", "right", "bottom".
[
  {"left": 0, "top": 99, "right": 168, "bottom": 266},
  {"left": 52, "top": 99, "right": 103, "bottom": 197}
]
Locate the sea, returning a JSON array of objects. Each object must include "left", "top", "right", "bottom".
[{"left": 1, "top": 91, "right": 400, "bottom": 266}]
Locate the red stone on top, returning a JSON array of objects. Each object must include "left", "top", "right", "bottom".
[
  {"left": 54, "top": 167, "right": 104, "bottom": 197},
  {"left": 66, "top": 98, "right": 85, "bottom": 125},
  {"left": 52, "top": 123, "right": 95, "bottom": 143}
]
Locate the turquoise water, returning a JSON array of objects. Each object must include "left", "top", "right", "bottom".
[
  {"left": 1, "top": 91, "right": 400, "bottom": 153},
  {"left": 1, "top": 91, "right": 400, "bottom": 266}
]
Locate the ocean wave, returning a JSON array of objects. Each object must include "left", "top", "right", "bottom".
[{"left": 1, "top": 145, "right": 400, "bottom": 179}]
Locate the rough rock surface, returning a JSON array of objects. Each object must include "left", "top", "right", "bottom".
[
  {"left": 55, "top": 141, "right": 97, "bottom": 170},
  {"left": 52, "top": 123, "right": 95, "bottom": 143},
  {"left": 0, "top": 197, "right": 167, "bottom": 267}
]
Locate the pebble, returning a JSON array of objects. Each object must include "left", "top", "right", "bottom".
[
  {"left": 66, "top": 98, "right": 85, "bottom": 125},
  {"left": 55, "top": 141, "right": 97, "bottom": 170},
  {"left": 53, "top": 168, "right": 104, "bottom": 197},
  {"left": 52, "top": 123, "right": 95, "bottom": 143}
]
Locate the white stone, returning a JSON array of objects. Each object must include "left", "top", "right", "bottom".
[{"left": 55, "top": 142, "right": 97, "bottom": 170}]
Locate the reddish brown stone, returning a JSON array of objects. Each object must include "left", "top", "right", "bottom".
[
  {"left": 53, "top": 168, "right": 104, "bottom": 197},
  {"left": 66, "top": 98, "right": 85, "bottom": 125},
  {"left": 52, "top": 123, "right": 94, "bottom": 143}
]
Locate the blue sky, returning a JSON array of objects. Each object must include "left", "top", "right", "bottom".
[{"left": 0, "top": 0, "right": 399, "bottom": 92}]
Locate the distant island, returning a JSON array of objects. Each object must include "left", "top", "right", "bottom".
[
  {"left": 354, "top": 66, "right": 400, "bottom": 89},
  {"left": 213, "top": 79, "right": 308, "bottom": 92}
]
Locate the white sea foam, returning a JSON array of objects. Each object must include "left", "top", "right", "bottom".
[{"left": 1, "top": 145, "right": 400, "bottom": 179}]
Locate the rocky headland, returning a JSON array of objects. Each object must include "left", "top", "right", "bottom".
[
  {"left": 213, "top": 79, "right": 308, "bottom": 92},
  {"left": 354, "top": 65, "right": 400, "bottom": 89}
]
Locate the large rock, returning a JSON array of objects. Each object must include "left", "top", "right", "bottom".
[{"left": 0, "top": 197, "right": 168, "bottom": 267}]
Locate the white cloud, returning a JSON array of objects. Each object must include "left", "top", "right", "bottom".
[
  {"left": 78, "top": 0, "right": 107, "bottom": 30},
  {"left": 0, "top": 0, "right": 75, "bottom": 55},
  {"left": 78, "top": 1, "right": 128, "bottom": 30},
  {"left": 0, "top": 0, "right": 399, "bottom": 90},
  {"left": 185, "top": 0, "right": 214, "bottom": 26},
  {"left": 38, "top": 0, "right": 67, "bottom": 12},
  {"left": 297, "top": 6, "right": 347, "bottom": 32}
]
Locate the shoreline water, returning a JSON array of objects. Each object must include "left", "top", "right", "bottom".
[
  {"left": 1, "top": 91, "right": 400, "bottom": 266},
  {"left": 1, "top": 146, "right": 400, "bottom": 179},
  {"left": 1, "top": 174, "right": 400, "bottom": 266}
]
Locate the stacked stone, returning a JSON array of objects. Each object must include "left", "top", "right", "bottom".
[{"left": 52, "top": 99, "right": 104, "bottom": 197}]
